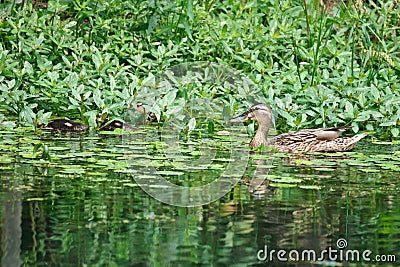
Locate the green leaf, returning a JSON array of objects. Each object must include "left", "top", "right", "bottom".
[
  {"left": 391, "top": 128, "right": 399, "bottom": 137},
  {"left": 379, "top": 121, "right": 396, "bottom": 127},
  {"left": 62, "top": 56, "right": 72, "bottom": 68},
  {"left": 21, "top": 106, "right": 35, "bottom": 124},
  {"left": 182, "top": 18, "right": 193, "bottom": 41},
  {"left": 110, "top": 76, "right": 116, "bottom": 91},
  {"left": 345, "top": 101, "right": 354, "bottom": 119},
  {"left": 161, "top": 89, "right": 177, "bottom": 108},
  {"left": 254, "top": 60, "right": 265, "bottom": 71},
  {"left": 92, "top": 53, "right": 101, "bottom": 70},
  {"left": 35, "top": 33, "right": 45, "bottom": 47},
  {"left": 93, "top": 89, "right": 104, "bottom": 109},
  {"left": 71, "top": 88, "right": 82, "bottom": 101},
  {"left": 186, "top": 0, "right": 193, "bottom": 21},
  {"left": 354, "top": 111, "right": 370, "bottom": 122},
  {"left": 142, "top": 74, "right": 155, "bottom": 87},
  {"left": 68, "top": 97, "right": 79, "bottom": 107},
  {"left": 147, "top": 15, "right": 157, "bottom": 34},
  {"left": 370, "top": 86, "right": 380, "bottom": 100},
  {"left": 84, "top": 110, "right": 98, "bottom": 128},
  {"left": 23, "top": 61, "right": 33, "bottom": 75},
  {"left": 351, "top": 122, "right": 359, "bottom": 133},
  {"left": 37, "top": 110, "right": 52, "bottom": 124}
]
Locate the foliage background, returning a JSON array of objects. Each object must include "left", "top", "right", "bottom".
[{"left": 0, "top": 0, "right": 399, "bottom": 138}]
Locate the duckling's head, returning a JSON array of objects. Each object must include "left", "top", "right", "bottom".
[{"left": 230, "top": 103, "right": 273, "bottom": 128}]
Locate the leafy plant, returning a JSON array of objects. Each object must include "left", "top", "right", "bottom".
[{"left": 0, "top": 0, "right": 398, "bottom": 139}]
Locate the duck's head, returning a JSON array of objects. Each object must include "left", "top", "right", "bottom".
[{"left": 230, "top": 103, "right": 273, "bottom": 128}]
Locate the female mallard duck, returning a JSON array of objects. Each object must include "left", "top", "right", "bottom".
[
  {"left": 230, "top": 103, "right": 367, "bottom": 152},
  {"left": 43, "top": 119, "right": 89, "bottom": 131}
]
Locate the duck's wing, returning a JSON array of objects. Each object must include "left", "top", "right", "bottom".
[
  {"left": 269, "top": 126, "right": 352, "bottom": 145},
  {"left": 313, "top": 126, "right": 352, "bottom": 140}
]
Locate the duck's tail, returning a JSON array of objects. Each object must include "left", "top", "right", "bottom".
[{"left": 346, "top": 133, "right": 368, "bottom": 149}]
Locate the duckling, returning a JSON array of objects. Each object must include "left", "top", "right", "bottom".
[
  {"left": 230, "top": 103, "right": 367, "bottom": 152},
  {"left": 42, "top": 119, "right": 89, "bottom": 131},
  {"left": 136, "top": 102, "right": 156, "bottom": 122},
  {"left": 101, "top": 119, "right": 137, "bottom": 131}
]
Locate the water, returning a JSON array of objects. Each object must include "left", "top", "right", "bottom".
[{"left": 0, "top": 130, "right": 399, "bottom": 266}]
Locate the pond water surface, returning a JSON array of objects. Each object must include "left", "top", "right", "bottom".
[{"left": 0, "top": 129, "right": 399, "bottom": 266}]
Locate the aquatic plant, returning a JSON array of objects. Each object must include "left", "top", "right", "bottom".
[{"left": 0, "top": 0, "right": 398, "bottom": 138}]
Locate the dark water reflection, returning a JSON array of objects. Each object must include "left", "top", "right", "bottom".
[{"left": 1, "top": 135, "right": 399, "bottom": 266}]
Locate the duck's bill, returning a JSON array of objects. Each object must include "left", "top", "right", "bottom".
[{"left": 230, "top": 114, "right": 248, "bottom": 123}]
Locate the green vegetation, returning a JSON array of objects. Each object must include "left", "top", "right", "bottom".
[
  {"left": 2, "top": 127, "right": 400, "bottom": 190},
  {"left": 0, "top": 0, "right": 399, "bottom": 138}
]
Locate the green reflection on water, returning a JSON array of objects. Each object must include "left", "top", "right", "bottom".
[{"left": 0, "top": 130, "right": 399, "bottom": 266}]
